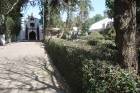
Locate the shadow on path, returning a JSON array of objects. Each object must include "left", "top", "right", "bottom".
[{"left": 0, "top": 57, "right": 66, "bottom": 93}]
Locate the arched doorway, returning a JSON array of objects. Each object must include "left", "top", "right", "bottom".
[{"left": 29, "top": 31, "right": 36, "bottom": 40}]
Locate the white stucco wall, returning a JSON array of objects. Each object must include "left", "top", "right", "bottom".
[
  {"left": 19, "top": 16, "right": 43, "bottom": 41},
  {"left": 89, "top": 18, "right": 113, "bottom": 32}
]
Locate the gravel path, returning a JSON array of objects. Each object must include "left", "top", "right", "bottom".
[{"left": 0, "top": 42, "right": 67, "bottom": 93}]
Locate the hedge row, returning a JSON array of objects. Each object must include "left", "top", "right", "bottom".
[
  {"left": 45, "top": 38, "right": 139, "bottom": 93},
  {"left": 45, "top": 39, "right": 90, "bottom": 93}
]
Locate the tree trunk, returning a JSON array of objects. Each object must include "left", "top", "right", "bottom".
[
  {"left": 114, "top": 0, "right": 138, "bottom": 73},
  {"left": 136, "top": 0, "right": 140, "bottom": 47}
]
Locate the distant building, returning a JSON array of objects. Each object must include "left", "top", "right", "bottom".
[
  {"left": 19, "top": 14, "right": 43, "bottom": 41},
  {"left": 89, "top": 18, "right": 113, "bottom": 32},
  {"left": 46, "top": 27, "right": 61, "bottom": 38}
]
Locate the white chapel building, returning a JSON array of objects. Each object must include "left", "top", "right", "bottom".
[
  {"left": 19, "top": 14, "right": 43, "bottom": 41},
  {"left": 89, "top": 18, "right": 113, "bottom": 32}
]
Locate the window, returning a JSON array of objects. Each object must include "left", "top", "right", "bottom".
[
  {"left": 30, "top": 17, "right": 34, "bottom": 20},
  {"left": 30, "top": 23, "right": 35, "bottom": 27}
]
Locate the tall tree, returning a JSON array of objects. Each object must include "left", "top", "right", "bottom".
[
  {"left": 105, "top": 0, "right": 114, "bottom": 18},
  {"left": 136, "top": 0, "right": 140, "bottom": 47},
  {"left": 114, "top": 0, "right": 138, "bottom": 73},
  {"left": 0, "top": 0, "right": 28, "bottom": 34},
  {"left": 137, "top": 0, "right": 140, "bottom": 27}
]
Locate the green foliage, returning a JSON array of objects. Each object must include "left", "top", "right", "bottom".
[
  {"left": 6, "top": 16, "right": 15, "bottom": 33},
  {"left": 80, "top": 28, "right": 116, "bottom": 47},
  {"left": 84, "top": 62, "right": 138, "bottom": 93},
  {"left": 93, "top": 14, "right": 105, "bottom": 23},
  {"left": 5, "top": 16, "right": 15, "bottom": 41},
  {"left": 80, "top": 32, "right": 105, "bottom": 45},
  {"left": 105, "top": 0, "right": 114, "bottom": 18},
  {"left": 45, "top": 39, "right": 89, "bottom": 93},
  {"left": 10, "top": 11, "right": 21, "bottom": 36},
  {"left": 0, "top": 0, "right": 27, "bottom": 15},
  {"left": 45, "top": 37, "right": 139, "bottom": 93},
  {"left": 80, "top": 32, "right": 105, "bottom": 40},
  {"left": 45, "top": 0, "right": 93, "bottom": 33},
  {"left": 81, "top": 22, "right": 89, "bottom": 33},
  {"left": 100, "top": 27, "right": 116, "bottom": 40},
  {"left": 86, "top": 14, "right": 105, "bottom": 26}
]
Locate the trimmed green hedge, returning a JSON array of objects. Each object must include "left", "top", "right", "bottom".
[
  {"left": 45, "top": 39, "right": 91, "bottom": 93},
  {"left": 45, "top": 38, "right": 139, "bottom": 93}
]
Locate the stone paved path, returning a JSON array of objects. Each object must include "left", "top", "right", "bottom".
[{"left": 0, "top": 42, "right": 67, "bottom": 93}]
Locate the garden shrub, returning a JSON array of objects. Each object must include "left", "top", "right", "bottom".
[
  {"left": 80, "top": 32, "right": 105, "bottom": 46},
  {"left": 45, "top": 39, "right": 91, "bottom": 93},
  {"left": 80, "top": 31, "right": 104, "bottom": 41},
  {"left": 45, "top": 38, "right": 140, "bottom": 93},
  {"left": 83, "top": 61, "right": 138, "bottom": 93},
  {"left": 100, "top": 27, "right": 116, "bottom": 40}
]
